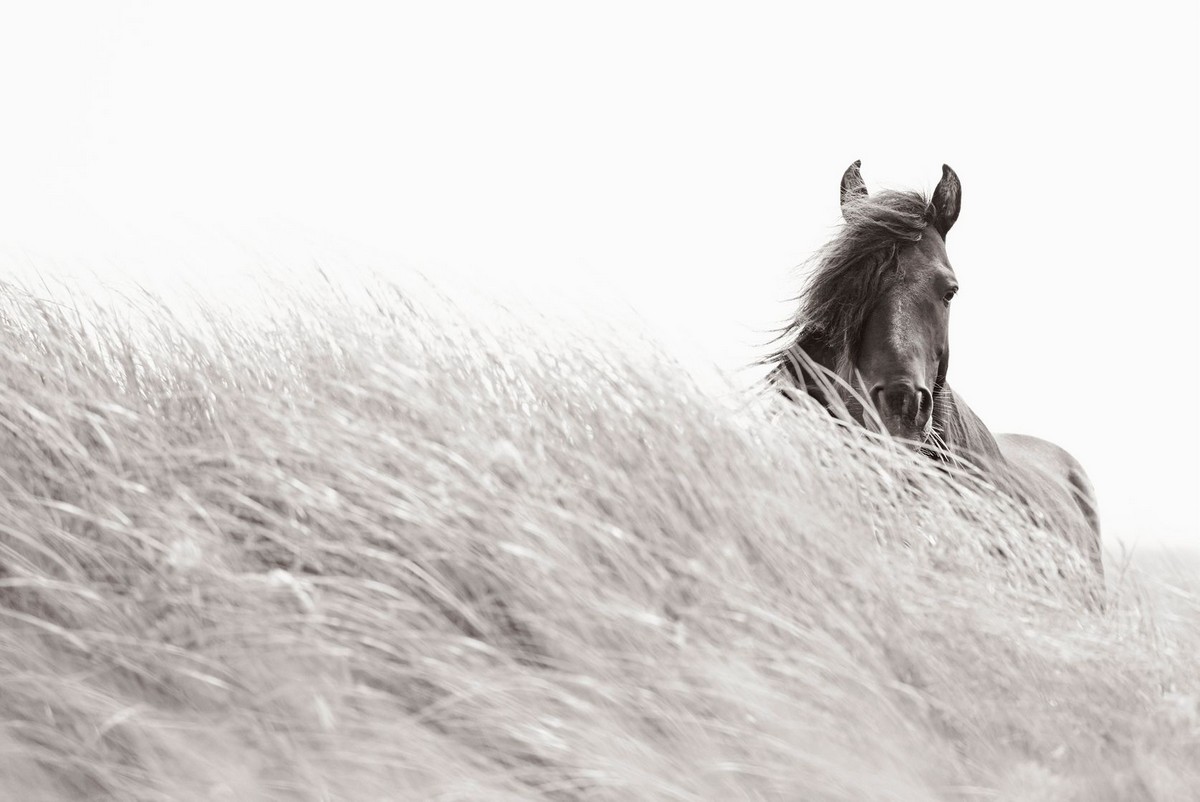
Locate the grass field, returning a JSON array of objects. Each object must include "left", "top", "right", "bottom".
[{"left": 0, "top": 268, "right": 1196, "bottom": 801}]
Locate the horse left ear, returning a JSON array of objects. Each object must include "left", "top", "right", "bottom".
[
  {"left": 840, "top": 160, "right": 868, "bottom": 214},
  {"left": 931, "top": 164, "right": 961, "bottom": 237}
]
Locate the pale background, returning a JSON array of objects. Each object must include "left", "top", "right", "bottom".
[{"left": 0, "top": 2, "right": 1196, "bottom": 549}]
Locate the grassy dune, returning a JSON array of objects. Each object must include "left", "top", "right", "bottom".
[{"left": 0, "top": 269, "right": 1196, "bottom": 801}]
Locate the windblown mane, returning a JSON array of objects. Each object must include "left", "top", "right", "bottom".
[
  {"left": 764, "top": 189, "right": 1004, "bottom": 467},
  {"left": 764, "top": 189, "right": 932, "bottom": 388}
]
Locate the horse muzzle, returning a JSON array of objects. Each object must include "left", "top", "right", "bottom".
[{"left": 871, "top": 381, "right": 933, "bottom": 445}]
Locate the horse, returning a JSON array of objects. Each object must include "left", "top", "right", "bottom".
[{"left": 765, "top": 161, "right": 1103, "bottom": 592}]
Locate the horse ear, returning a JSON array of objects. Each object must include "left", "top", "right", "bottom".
[
  {"left": 840, "top": 160, "right": 867, "bottom": 214},
  {"left": 931, "top": 164, "right": 961, "bottom": 237}
]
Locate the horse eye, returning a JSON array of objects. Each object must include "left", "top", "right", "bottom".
[{"left": 943, "top": 288, "right": 958, "bottom": 304}]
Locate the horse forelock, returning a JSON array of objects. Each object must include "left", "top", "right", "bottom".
[{"left": 765, "top": 190, "right": 933, "bottom": 383}]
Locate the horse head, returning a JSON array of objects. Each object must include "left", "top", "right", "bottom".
[{"left": 842, "top": 161, "right": 962, "bottom": 448}]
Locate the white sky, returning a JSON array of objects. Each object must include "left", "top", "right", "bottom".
[{"left": 1, "top": 2, "right": 1197, "bottom": 548}]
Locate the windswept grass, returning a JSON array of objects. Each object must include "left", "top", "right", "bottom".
[{"left": 0, "top": 268, "right": 1195, "bottom": 801}]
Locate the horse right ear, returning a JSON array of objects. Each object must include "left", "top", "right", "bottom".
[{"left": 840, "top": 160, "right": 867, "bottom": 214}]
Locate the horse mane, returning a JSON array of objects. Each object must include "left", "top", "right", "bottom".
[
  {"left": 764, "top": 189, "right": 1005, "bottom": 468},
  {"left": 928, "top": 384, "right": 1004, "bottom": 465},
  {"left": 763, "top": 189, "right": 931, "bottom": 390}
]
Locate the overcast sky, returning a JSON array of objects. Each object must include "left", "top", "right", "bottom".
[{"left": 1, "top": 2, "right": 1196, "bottom": 547}]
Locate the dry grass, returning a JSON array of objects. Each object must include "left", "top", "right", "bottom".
[{"left": 0, "top": 268, "right": 1196, "bottom": 801}]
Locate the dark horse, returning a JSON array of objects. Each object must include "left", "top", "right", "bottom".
[{"left": 766, "top": 161, "right": 1103, "bottom": 585}]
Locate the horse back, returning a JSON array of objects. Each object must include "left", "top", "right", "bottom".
[{"left": 995, "top": 433, "right": 1102, "bottom": 574}]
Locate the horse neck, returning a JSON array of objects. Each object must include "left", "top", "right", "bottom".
[{"left": 932, "top": 384, "right": 1005, "bottom": 467}]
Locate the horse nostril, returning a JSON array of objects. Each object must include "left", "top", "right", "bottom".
[
  {"left": 916, "top": 388, "right": 933, "bottom": 421},
  {"left": 870, "top": 386, "right": 886, "bottom": 414}
]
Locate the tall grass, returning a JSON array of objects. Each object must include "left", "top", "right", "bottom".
[{"left": 0, "top": 268, "right": 1195, "bottom": 801}]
